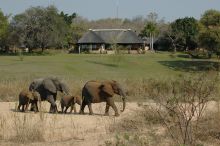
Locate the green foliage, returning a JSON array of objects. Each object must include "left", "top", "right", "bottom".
[
  {"left": 140, "top": 12, "right": 159, "bottom": 37},
  {"left": 59, "top": 12, "right": 84, "bottom": 46},
  {"left": 170, "top": 17, "right": 199, "bottom": 51},
  {"left": 10, "top": 5, "right": 68, "bottom": 51},
  {"left": 198, "top": 9, "right": 220, "bottom": 52},
  {"left": 60, "top": 11, "right": 76, "bottom": 26},
  {"left": 0, "top": 9, "right": 9, "bottom": 49},
  {"left": 69, "top": 16, "right": 88, "bottom": 45},
  {"left": 140, "top": 21, "right": 158, "bottom": 37},
  {"left": 139, "top": 13, "right": 158, "bottom": 51},
  {"left": 200, "top": 9, "right": 220, "bottom": 27}
]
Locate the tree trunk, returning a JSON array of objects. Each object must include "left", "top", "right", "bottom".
[
  {"left": 152, "top": 34, "right": 154, "bottom": 51},
  {"left": 149, "top": 33, "right": 152, "bottom": 50},
  {"left": 41, "top": 44, "right": 45, "bottom": 52}
]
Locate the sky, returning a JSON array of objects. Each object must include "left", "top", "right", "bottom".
[{"left": 0, "top": 0, "right": 220, "bottom": 22}]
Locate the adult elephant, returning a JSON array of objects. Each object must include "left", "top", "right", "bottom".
[
  {"left": 80, "top": 80, "right": 126, "bottom": 116},
  {"left": 29, "top": 77, "right": 70, "bottom": 113}
]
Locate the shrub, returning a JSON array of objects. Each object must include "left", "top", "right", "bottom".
[{"left": 146, "top": 72, "right": 218, "bottom": 145}]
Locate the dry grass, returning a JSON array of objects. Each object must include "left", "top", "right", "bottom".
[
  {"left": 10, "top": 113, "right": 45, "bottom": 143},
  {"left": 0, "top": 77, "right": 153, "bottom": 102},
  {"left": 0, "top": 113, "right": 45, "bottom": 144},
  {"left": 105, "top": 102, "right": 220, "bottom": 146},
  {"left": 0, "top": 103, "right": 86, "bottom": 145},
  {"left": 105, "top": 105, "right": 172, "bottom": 146},
  {"left": 196, "top": 110, "right": 220, "bottom": 145}
]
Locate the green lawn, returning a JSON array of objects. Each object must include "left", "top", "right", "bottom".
[{"left": 0, "top": 52, "right": 218, "bottom": 82}]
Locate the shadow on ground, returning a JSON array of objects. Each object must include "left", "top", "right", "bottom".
[
  {"left": 11, "top": 109, "right": 106, "bottom": 116},
  {"left": 86, "top": 60, "right": 118, "bottom": 67},
  {"left": 159, "top": 60, "right": 220, "bottom": 72}
]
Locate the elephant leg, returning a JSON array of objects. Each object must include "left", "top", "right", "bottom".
[
  {"left": 24, "top": 103, "right": 29, "bottom": 112},
  {"left": 36, "top": 102, "right": 39, "bottom": 112},
  {"left": 30, "top": 103, "right": 35, "bottom": 111},
  {"left": 64, "top": 106, "right": 69, "bottom": 114},
  {"left": 79, "top": 101, "right": 86, "bottom": 114},
  {"left": 61, "top": 104, "right": 64, "bottom": 113},
  {"left": 17, "top": 104, "right": 21, "bottom": 111},
  {"left": 69, "top": 104, "right": 74, "bottom": 114},
  {"left": 104, "top": 103, "right": 110, "bottom": 116},
  {"left": 108, "top": 98, "right": 119, "bottom": 117},
  {"left": 34, "top": 102, "right": 39, "bottom": 112},
  {"left": 88, "top": 103, "right": 93, "bottom": 115},
  {"left": 73, "top": 104, "right": 77, "bottom": 114},
  {"left": 49, "top": 105, "right": 53, "bottom": 113},
  {"left": 47, "top": 95, "right": 57, "bottom": 113},
  {"left": 22, "top": 105, "right": 25, "bottom": 112}
]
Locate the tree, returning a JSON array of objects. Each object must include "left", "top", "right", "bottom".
[
  {"left": 198, "top": 10, "right": 220, "bottom": 53},
  {"left": 10, "top": 6, "right": 68, "bottom": 52},
  {"left": 60, "top": 11, "right": 76, "bottom": 26},
  {"left": 140, "top": 12, "right": 159, "bottom": 51},
  {"left": 0, "top": 9, "right": 9, "bottom": 50},
  {"left": 69, "top": 16, "right": 88, "bottom": 45},
  {"left": 169, "top": 17, "right": 199, "bottom": 52},
  {"left": 122, "top": 16, "right": 146, "bottom": 33}
]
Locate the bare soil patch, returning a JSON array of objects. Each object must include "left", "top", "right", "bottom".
[{"left": 0, "top": 102, "right": 143, "bottom": 146}]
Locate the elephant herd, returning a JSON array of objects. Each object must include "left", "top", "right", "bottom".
[{"left": 17, "top": 77, "right": 126, "bottom": 117}]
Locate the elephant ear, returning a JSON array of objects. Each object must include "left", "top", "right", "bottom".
[
  {"left": 101, "top": 83, "right": 114, "bottom": 97},
  {"left": 60, "top": 82, "right": 69, "bottom": 94},
  {"left": 42, "top": 79, "right": 57, "bottom": 94},
  {"left": 29, "top": 78, "right": 44, "bottom": 92}
]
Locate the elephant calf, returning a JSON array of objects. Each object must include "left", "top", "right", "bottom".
[
  {"left": 17, "top": 89, "right": 40, "bottom": 112},
  {"left": 60, "top": 95, "right": 82, "bottom": 114}
]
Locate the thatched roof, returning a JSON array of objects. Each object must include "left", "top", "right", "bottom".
[
  {"left": 117, "top": 30, "right": 143, "bottom": 44},
  {"left": 78, "top": 29, "right": 143, "bottom": 44},
  {"left": 78, "top": 31, "right": 104, "bottom": 44}
]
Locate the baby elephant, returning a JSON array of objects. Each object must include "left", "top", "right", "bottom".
[
  {"left": 17, "top": 89, "right": 40, "bottom": 112},
  {"left": 60, "top": 95, "right": 82, "bottom": 114}
]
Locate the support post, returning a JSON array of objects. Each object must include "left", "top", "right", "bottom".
[{"left": 78, "top": 45, "right": 81, "bottom": 54}]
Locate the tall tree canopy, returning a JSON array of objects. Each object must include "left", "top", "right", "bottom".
[
  {"left": 60, "top": 11, "right": 77, "bottom": 26},
  {"left": 169, "top": 17, "right": 199, "bottom": 51},
  {"left": 69, "top": 16, "right": 88, "bottom": 45},
  {"left": 0, "top": 9, "right": 9, "bottom": 49},
  {"left": 198, "top": 9, "right": 220, "bottom": 52},
  {"left": 10, "top": 6, "right": 68, "bottom": 52}
]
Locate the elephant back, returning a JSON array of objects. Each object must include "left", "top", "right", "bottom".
[{"left": 42, "top": 78, "right": 57, "bottom": 94}]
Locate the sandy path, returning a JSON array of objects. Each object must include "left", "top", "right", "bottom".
[{"left": 0, "top": 101, "right": 143, "bottom": 146}]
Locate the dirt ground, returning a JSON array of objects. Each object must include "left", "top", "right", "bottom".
[{"left": 0, "top": 101, "right": 143, "bottom": 146}]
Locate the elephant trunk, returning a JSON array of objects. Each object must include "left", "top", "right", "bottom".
[
  {"left": 119, "top": 89, "right": 126, "bottom": 112},
  {"left": 60, "top": 82, "right": 70, "bottom": 95},
  {"left": 121, "top": 96, "right": 126, "bottom": 112}
]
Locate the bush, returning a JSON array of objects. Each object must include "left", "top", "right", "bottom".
[{"left": 146, "top": 72, "right": 218, "bottom": 145}]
